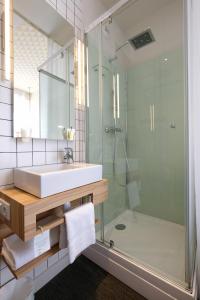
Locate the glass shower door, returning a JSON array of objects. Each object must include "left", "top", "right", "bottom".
[
  {"left": 86, "top": 22, "right": 128, "bottom": 242},
  {"left": 99, "top": 15, "right": 187, "bottom": 284}
]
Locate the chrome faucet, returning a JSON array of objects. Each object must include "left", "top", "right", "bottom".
[{"left": 64, "top": 147, "right": 74, "bottom": 164}]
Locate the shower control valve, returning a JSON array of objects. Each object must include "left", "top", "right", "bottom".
[{"left": 105, "top": 127, "right": 122, "bottom": 134}]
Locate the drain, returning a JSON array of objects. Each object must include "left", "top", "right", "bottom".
[{"left": 115, "top": 224, "right": 126, "bottom": 230}]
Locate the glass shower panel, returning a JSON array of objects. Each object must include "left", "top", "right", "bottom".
[
  {"left": 86, "top": 0, "right": 193, "bottom": 289},
  {"left": 86, "top": 24, "right": 103, "bottom": 232},
  {"left": 128, "top": 49, "right": 186, "bottom": 224}
]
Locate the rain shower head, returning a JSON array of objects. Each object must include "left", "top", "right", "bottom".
[{"left": 129, "top": 28, "right": 155, "bottom": 50}]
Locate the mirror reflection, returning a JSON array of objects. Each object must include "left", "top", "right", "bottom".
[{"left": 13, "top": 0, "right": 75, "bottom": 139}]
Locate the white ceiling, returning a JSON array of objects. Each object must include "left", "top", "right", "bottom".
[
  {"left": 100, "top": 0, "right": 183, "bottom": 68},
  {"left": 100, "top": 0, "right": 119, "bottom": 9},
  {"left": 14, "top": 0, "right": 74, "bottom": 46}
]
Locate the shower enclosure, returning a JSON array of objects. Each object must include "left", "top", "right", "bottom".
[{"left": 86, "top": 0, "right": 196, "bottom": 293}]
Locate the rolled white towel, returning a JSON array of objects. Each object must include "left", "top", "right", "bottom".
[
  {"left": 2, "top": 217, "right": 60, "bottom": 270},
  {"left": 2, "top": 235, "right": 35, "bottom": 270}
]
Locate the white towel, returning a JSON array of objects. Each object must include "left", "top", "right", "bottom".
[
  {"left": 2, "top": 235, "right": 35, "bottom": 270},
  {"left": 37, "top": 215, "right": 60, "bottom": 249},
  {"left": 60, "top": 203, "right": 96, "bottom": 264},
  {"left": 2, "top": 218, "right": 59, "bottom": 270}
]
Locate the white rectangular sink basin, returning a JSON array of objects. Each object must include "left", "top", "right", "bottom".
[{"left": 14, "top": 163, "right": 102, "bottom": 198}]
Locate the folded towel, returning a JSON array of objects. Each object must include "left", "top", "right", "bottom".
[
  {"left": 2, "top": 235, "right": 35, "bottom": 270},
  {"left": 60, "top": 203, "right": 96, "bottom": 264},
  {"left": 34, "top": 230, "right": 51, "bottom": 256},
  {"left": 2, "top": 217, "right": 59, "bottom": 270}
]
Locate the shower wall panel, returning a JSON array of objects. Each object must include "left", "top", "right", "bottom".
[{"left": 127, "top": 48, "right": 186, "bottom": 225}]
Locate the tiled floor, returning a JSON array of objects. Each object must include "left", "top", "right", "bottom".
[
  {"left": 100, "top": 210, "right": 186, "bottom": 286},
  {"left": 35, "top": 255, "right": 146, "bottom": 300}
]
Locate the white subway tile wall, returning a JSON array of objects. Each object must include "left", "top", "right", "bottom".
[
  {"left": 17, "top": 152, "right": 33, "bottom": 167},
  {"left": 33, "top": 152, "right": 46, "bottom": 166},
  {"left": 34, "top": 261, "right": 48, "bottom": 278},
  {"left": 46, "top": 151, "right": 58, "bottom": 164},
  {"left": 47, "top": 253, "right": 59, "bottom": 268},
  {"left": 17, "top": 139, "right": 32, "bottom": 152},
  {"left": 46, "top": 140, "right": 58, "bottom": 152},
  {"left": 33, "top": 139, "right": 46, "bottom": 152},
  {"left": 0, "top": 0, "right": 85, "bottom": 288},
  {"left": 0, "top": 267, "right": 14, "bottom": 286}
]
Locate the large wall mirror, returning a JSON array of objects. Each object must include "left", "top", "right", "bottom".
[{"left": 13, "top": 0, "right": 75, "bottom": 139}]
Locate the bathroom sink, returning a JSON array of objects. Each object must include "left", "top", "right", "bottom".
[{"left": 14, "top": 163, "right": 102, "bottom": 198}]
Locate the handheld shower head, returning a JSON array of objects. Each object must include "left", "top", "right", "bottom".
[{"left": 109, "top": 56, "right": 118, "bottom": 64}]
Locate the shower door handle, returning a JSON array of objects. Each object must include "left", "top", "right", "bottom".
[
  {"left": 152, "top": 104, "right": 155, "bottom": 131},
  {"left": 150, "top": 104, "right": 155, "bottom": 132},
  {"left": 150, "top": 105, "right": 153, "bottom": 131}
]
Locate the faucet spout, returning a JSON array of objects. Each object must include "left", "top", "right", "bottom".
[{"left": 64, "top": 147, "right": 74, "bottom": 164}]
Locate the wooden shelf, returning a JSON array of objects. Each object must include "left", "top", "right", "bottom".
[
  {"left": 0, "top": 222, "right": 13, "bottom": 250},
  {"left": 36, "top": 216, "right": 65, "bottom": 235},
  {"left": 0, "top": 179, "right": 108, "bottom": 241},
  {"left": 36, "top": 216, "right": 100, "bottom": 235},
  {"left": 2, "top": 244, "right": 60, "bottom": 279},
  {"left": 0, "top": 180, "right": 107, "bottom": 278},
  {"left": 1, "top": 216, "right": 101, "bottom": 279}
]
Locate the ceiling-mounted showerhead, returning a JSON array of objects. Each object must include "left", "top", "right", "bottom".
[{"left": 129, "top": 28, "right": 155, "bottom": 50}]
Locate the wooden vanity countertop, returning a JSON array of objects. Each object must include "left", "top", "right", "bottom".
[{"left": 0, "top": 179, "right": 108, "bottom": 241}]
